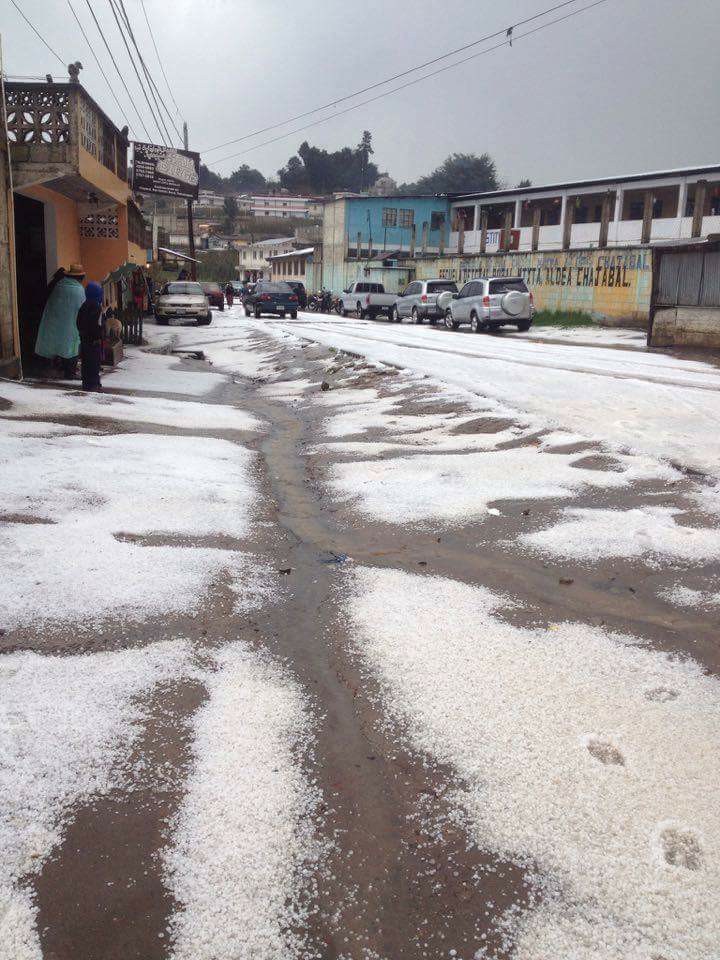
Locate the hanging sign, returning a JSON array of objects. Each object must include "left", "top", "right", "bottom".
[{"left": 132, "top": 142, "right": 200, "bottom": 199}]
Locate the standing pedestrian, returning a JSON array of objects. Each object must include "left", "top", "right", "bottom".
[
  {"left": 76, "top": 281, "right": 104, "bottom": 392},
  {"left": 34, "top": 263, "right": 86, "bottom": 379},
  {"left": 225, "top": 282, "right": 234, "bottom": 307}
]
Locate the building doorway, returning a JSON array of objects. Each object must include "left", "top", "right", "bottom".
[{"left": 13, "top": 193, "right": 47, "bottom": 363}]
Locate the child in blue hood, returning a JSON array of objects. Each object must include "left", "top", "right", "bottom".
[{"left": 76, "top": 281, "right": 105, "bottom": 391}]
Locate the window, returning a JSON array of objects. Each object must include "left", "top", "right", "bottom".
[
  {"left": 382, "top": 208, "right": 397, "bottom": 227},
  {"left": 427, "top": 281, "right": 458, "bottom": 294},
  {"left": 430, "top": 212, "right": 445, "bottom": 231},
  {"left": 399, "top": 209, "right": 414, "bottom": 228},
  {"left": 489, "top": 278, "right": 528, "bottom": 294},
  {"left": 458, "top": 282, "right": 474, "bottom": 298}
]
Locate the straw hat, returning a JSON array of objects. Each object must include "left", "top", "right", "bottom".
[{"left": 66, "top": 263, "right": 85, "bottom": 278}]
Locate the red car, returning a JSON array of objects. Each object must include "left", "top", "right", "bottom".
[{"left": 201, "top": 282, "right": 225, "bottom": 311}]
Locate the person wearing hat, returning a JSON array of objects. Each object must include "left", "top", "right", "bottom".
[{"left": 35, "top": 263, "right": 86, "bottom": 379}]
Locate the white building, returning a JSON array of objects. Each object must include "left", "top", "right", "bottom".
[
  {"left": 448, "top": 164, "right": 720, "bottom": 255},
  {"left": 238, "top": 194, "right": 319, "bottom": 220},
  {"left": 238, "top": 236, "right": 298, "bottom": 279}
]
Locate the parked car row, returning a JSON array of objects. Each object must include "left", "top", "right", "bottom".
[{"left": 334, "top": 276, "right": 534, "bottom": 332}]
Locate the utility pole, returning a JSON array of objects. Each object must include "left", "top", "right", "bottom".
[{"left": 183, "top": 122, "right": 197, "bottom": 280}]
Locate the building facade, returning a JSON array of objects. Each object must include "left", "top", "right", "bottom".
[
  {"left": 5, "top": 77, "right": 150, "bottom": 372},
  {"left": 268, "top": 247, "right": 315, "bottom": 286},
  {"left": 238, "top": 236, "right": 298, "bottom": 280},
  {"left": 322, "top": 193, "right": 451, "bottom": 293},
  {"left": 448, "top": 165, "right": 720, "bottom": 255},
  {"left": 239, "top": 194, "right": 320, "bottom": 220}
]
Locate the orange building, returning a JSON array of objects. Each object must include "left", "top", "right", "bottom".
[{"left": 5, "top": 76, "right": 150, "bottom": 374}]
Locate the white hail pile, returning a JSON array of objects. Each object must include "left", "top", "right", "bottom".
[
  {"left": 0, "top": 430, "right": 264, "bottom": 628},
  {"left": 0, "top": 640, "right": 194, "bottom": 960},
  {"left": 520, "top": 506, "right": 720, "bottom": 565},
  {"left": 0, "top": 380, "right": 261, "bottom": 431},
  {"left": 328, "top": 447, "right": 679, "bottom": 525},
  {"left": 347, "top": 566, "right": 720, "bottom": 960},
  {"left": 164, "top": 642, "right": 320, "bottom": 960},
  {"left": 661, "top": 584, "right": 720, "bottom": 608}
]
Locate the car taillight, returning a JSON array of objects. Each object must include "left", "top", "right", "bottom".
[
  {"left": 483, "top": 295, "right": 491, "bottom": 308},
  {"left": 289, "top": 295, "right": 298, "bottom": 302},
  {"left": 260, "top": 293, "right": 271, "bottom": 301},
  {"left": 366, "top": 294, "right": 371, "bottom": 305},
  {"left": 421, "top": 293, "right": 428, "bottom": 303},
  {"left": 529, "top": 292, "right": 534, "bottom": 306}
]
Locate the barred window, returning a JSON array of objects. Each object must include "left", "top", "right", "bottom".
[
  {"left": 382, "top": 207, "right": 397, "bottom": 227},
  {"left": 430, "top": 211, "right": 445, "bottom": 231},
  {"left": 399, "top": 208, "right": 414, "bottom": 228}
]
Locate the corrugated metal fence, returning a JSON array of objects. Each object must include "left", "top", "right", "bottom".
[{"left": 657, "top": 249, "right": 720, "bottom": 307}]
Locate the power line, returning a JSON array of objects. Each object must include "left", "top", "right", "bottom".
[
  {"left": 9, "top": 0, "right": 65, "bottom": 67},
  {"left": 114, "top": 0, "right": 183, "bottom": 144},
  {"left": 202, "top": 0, "right": 594, "bottom": 155},
  {"left": 139, "top": 0, "right": 182, "bottom": 118},
  {"left": 105, "top": 0, "right": 168, "bottom": 143},
  {"left": 83, "top": 0, "right": 152, "bottom": 139},
  {"left": 213, "top": 0, "right": 609, "bottom": 167},
  {"left": 66, "top": 0, "right": 134, "bottom": 134}
]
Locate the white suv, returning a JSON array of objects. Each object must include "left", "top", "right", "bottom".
[{"left": 444, "top": 277, "right": 534, "bottom": 333}]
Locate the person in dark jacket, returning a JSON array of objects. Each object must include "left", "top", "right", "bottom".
[{"left": 76, "top": 281, "right": 104, "bottom": 392}]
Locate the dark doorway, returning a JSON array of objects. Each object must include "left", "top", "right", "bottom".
[{"left": 13, "top": 193, "right": 47, "bottom": 363}]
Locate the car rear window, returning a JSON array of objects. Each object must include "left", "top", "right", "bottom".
[
  {"left": 202, "top": 283, "right": 221, "bottom": 293},
  {"left": 261, "top": 282, "right": 293, "bottom": 293},
  {"left": 164, "top": 283, "right": 203, "bottom": 295},
  {"left": 427, "top": 281, "right": 458, "bottom": 294},
  {"left": 370, "top": 283, "right": 384, "bottom": 293},
  {"left": 489, "top": 278, "right": 528, "bottom": 294}
]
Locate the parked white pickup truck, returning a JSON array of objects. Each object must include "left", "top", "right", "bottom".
[{"left": 338, "top": 282, "right": 396, "bottom": 319}]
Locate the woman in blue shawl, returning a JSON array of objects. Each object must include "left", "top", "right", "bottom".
[{"left": 34, "top": 263, "right": 86, "bottom": 378}]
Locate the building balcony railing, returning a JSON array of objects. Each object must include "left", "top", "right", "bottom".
[{"left": 5, "top": 81, "right": 128, "bottom": 183}]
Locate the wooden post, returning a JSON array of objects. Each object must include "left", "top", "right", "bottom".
[
  {"left": 531, "top": 206, "right": 541, "bottom": 252},
  {"left": 599, "top": 191, "right": 613, "bottom": 248},
  {"left": 439, "top": 223, "right": 445, "bottom": 257},
  {"left": 357, "top": 231, "right": 362, "bottom": 260},
  {"left": 641, "top": 190, "right": 654, "bottom": 244},
  {"left": 691, "top": 180, "right": 707, "bottom": 238},
  {"left": 502, "top": 209, "right": 513, "bottom": 251},
  {"left": 409, "top": 223, "right": 416, "bottom": 258},
  {"left": 0, "top": 41, "right": 21, "bottom": 378},
  {"left": 421, "top": 221, "right": 428, "bottom": 255},
  {"left": 457, "top": 220, "right": 464, "bottom": 255},
  {"left": 479, "top": 210, "right": 488, "bottom": 254},
  {"left": 562, "top": 196, "right": 575, "bottom": 250},
  {"left": 183, "top": 123, "right": 197, "bottom": 280}
]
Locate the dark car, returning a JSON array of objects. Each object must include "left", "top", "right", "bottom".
[
  {"left": 201, "top": 282, "right": 225, "bottom": 311},
  {"left": 285, "top": 281, "right": 307, "bottom": 309},
  {"left": 244, "top": 280, "right": 298, "bottom": 319}
]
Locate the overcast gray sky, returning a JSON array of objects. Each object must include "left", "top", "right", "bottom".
[{"left": 4, "top": 0, "right": 719, "bottom": 187}]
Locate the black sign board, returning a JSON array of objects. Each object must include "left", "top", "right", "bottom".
[{"left": 132, "top": 142, "right": 200, "bottom": 200}]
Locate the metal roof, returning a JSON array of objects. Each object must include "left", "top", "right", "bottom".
[
  {"left": 267, "top": 247, "right": 314, "bottom": 260},
  {"left": 158, "top": 246, "right": 201, "bottom": 263}
]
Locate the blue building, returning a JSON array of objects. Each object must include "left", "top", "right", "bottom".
[{"left": 322, "top": 193, "right": 451, "bottom": 293}]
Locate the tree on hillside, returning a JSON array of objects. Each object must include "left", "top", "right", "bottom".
[
  {"left": 222, "top": 196, "right": 238, "bottom": 233},
  {"left": 399, "top": 153, "right": 499, "bottom": 194},
  {"left": 278, "top": 135, "right": 380, "bottom": 194},
  {"left": 516, "top": 178, "right": 532, "bottom": 188},
  {"left": 198, "top": 162, "right": 266, "bottom": 195},
  {"left": 226, "top": 164, "right": 267, "bottom": 194},
  {"left": 198, "top": 163, "right": 225, "bottom": 192},
  {"left": 357, "top": 130, "right": 374, "bottom": 191}
]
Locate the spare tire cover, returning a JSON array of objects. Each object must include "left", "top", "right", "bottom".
[
  {"left": 501, "top": 291, "right": 525, "bottom": 316},
  {"left": 436, "top": 290, "right": 454, "bottom": 312}
]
